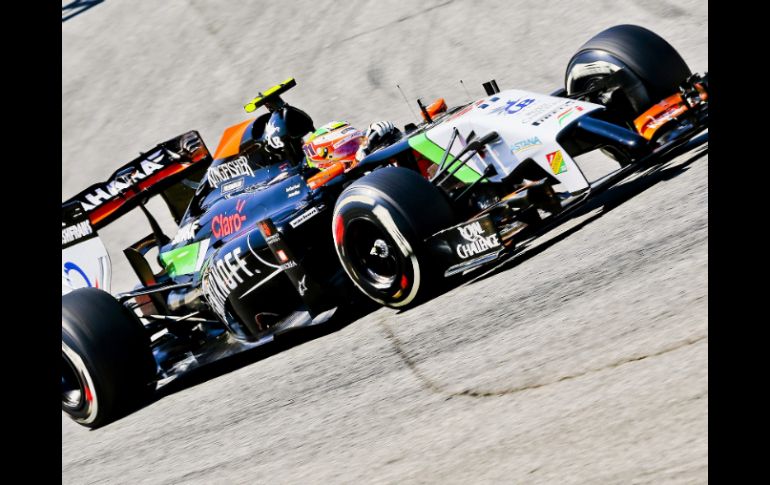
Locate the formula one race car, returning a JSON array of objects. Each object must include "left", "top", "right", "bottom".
[
  {"left": 62, "top": 78, "right": 372, "bottom": 427},
  {"left": 61, "top": 24, "right": 707, "bottom": 427},
  {"left": 331, "top": 24, "right": 708, "bottom": 308}
]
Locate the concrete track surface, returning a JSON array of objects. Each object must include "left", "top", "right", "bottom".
[{"left": 62, "top": 1, "right": 708, "bottom": 483}]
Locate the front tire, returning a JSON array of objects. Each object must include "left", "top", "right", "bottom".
[
  {"left": 565, "top": 25, "right": 692, "bottom": 119},
  {"left": 62, "top": 288, "right": 156, "bottom": 428},
  {"left": 333, "top": 167, "right": 454, "bottom": 308}
]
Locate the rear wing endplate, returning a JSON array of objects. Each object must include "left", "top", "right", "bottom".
[{"left": 62, "top": 201, "right": 111, "bottom": 295}]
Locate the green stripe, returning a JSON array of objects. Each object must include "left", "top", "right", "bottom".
[
  {"left": 408, "top": 133, "right": 482, "bottom": 184},
  {"left": 159, "top": 242, "right": 201, "bottom": 277}
]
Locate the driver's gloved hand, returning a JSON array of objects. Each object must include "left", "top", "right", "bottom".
[
  {"left": 366, "top": 121, "right": 396, "bottom": 142},
  {"left": 356, "top": 121, "right": 400, "bottom": 161}
]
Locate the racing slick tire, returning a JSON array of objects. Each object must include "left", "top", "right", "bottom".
[
  {"left": 62, "top": 288, "right": 156, "bottom": 428},
  {"left": 333, "top": 166, "right": 454, "bottom": 309},
  {"left": 565, "top": 24, "right": 691, "bottom": 118}
]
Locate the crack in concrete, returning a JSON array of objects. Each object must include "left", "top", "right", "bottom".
[
  {"left": 327, "top": 0, "right": 455, "bottom": 46},
  {"left": 379, "top": 319, "right": 707, "bottom": 399}
]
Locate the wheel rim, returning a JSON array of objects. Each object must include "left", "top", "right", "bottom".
[
  {"left": 567, "top": 51, "right": 650, "bottom": 117},
  {"left": 61, "top": 352, "right": 85, "bottom": 411},
  {"left": 345, "top": 218, "right": 402, "bottom": 291},
  {"left": 61, "top": 341, "right": 98, "bottom": 423}
]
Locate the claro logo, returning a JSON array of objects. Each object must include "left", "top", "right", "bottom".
[{"left": 212, "top": 199, "right": 247, "bottom": 239}]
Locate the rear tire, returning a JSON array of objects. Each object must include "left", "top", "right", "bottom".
[
  {"left": 62, "top": 288, "right": 156, "bottom": 428},
  {"left": 333, "top": 167, "right": 454, "bottom": 308},
  {"left": 565, "top": 25, "right": 691, "bottom": 119}
]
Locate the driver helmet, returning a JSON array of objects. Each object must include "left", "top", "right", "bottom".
[{"left": 302, "top": 121, "right": 365, "bottom": 171}]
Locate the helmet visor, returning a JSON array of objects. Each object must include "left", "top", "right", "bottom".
[{"left": 332, "top": 132, "right": 364, "bottom": 160}]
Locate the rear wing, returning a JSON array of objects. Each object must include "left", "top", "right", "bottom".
[
  {"left": 62, "top": 131, "right": 213, "bottom": 295},
  {"left": 63, "top": 131, "right": 212, "bottom": 230}
]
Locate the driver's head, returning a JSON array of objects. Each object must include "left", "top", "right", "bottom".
[{"left": 302, "top": 121, "right": 365, "bottom": 170}]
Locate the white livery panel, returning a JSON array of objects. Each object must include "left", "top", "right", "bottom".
[
  {"left": 62, "top": 203, "right": 112, "bottom": 295},
  {"left": 425, "top": 89, "right": 603, "bottom": 193}
]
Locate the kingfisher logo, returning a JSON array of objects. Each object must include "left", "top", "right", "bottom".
[
  {"left": 211, "top": 200, "right": 247, "bottom": 239},
  {"left": 61, "top": 220, "right": 93, "bottom": 246},
  {"left": 207, "top": 156, "right": 254, "bottom": 188}
]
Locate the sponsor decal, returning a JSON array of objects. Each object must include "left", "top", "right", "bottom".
[
  {"left": 333, "top": 131, "right": 363, "bottom": 149},
  {"left": 202, "top": 247, "right": 259, "bottom": 319},
  {"left": 510, "top": 136, "right": 542, "bottom": 154},
  {"left": 211, "top": 200, "right": 247, "bottom": 239},
  {"left": 80, "top": 152, "right": 165, "bottom": 210},
  {"left": 488, "top": 98, "right": 536, "bottom": 116},
  {"left": 63, "top": 261, "right": 98, "bottom": 289},
  {"left": 220, "top": 178, "right": 245, "bottom": 194},
  {"left": 519, "top": 100, "right": 558, "bottom": 123},
  {"left": 207, "top": 156, "right": 254, "bottom": 188},
  {"left": 531, "top": 100, "right": 576, "bottom": 126},
  {"left": 285, "top": 183, "right": 301, "bottom": 198},
  {"left": 224, "top": 180, "right": 263, "bottom": 200},
  {"left": 447, "top": 100, "right": 485, "bottom": 121},
  {"left": 478, "top": 96, "right": 499, "bottom": 109},
  {"left": 276, "top": 249, "right": 288, "bottom": 263},
  {"left": 289, "top": 207, "right": 320, "bottom": 228},
  {"left": 297, "top": 275, "right": 307, "bottom": 296},
  {"left": 61, "top": 220, "right": 93, "bottom": 246},
  {"left": 645, "top": 104, "right": 688, "bottom": 131},
  {"left": 280, "top": 260, "right": 297, "bottom": 270},
  {"left": 171, "top": 220, "right": 199, "bottom": 245},
  {"left": 455, "top": 220, "right": 501, "bottom": 259},
  {"left": 557, "top": 105, "right": 584, "bottom": 125},
  {"left": 259, "top": 221, "right": 281, "bottom": 244},
  {"left": 547, "top": 150, "right": 567, "bottom": 174}
]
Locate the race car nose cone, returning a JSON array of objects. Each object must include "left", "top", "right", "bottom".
[{"left": 370, "top": 239, "right": 390, "bottom": 258}]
